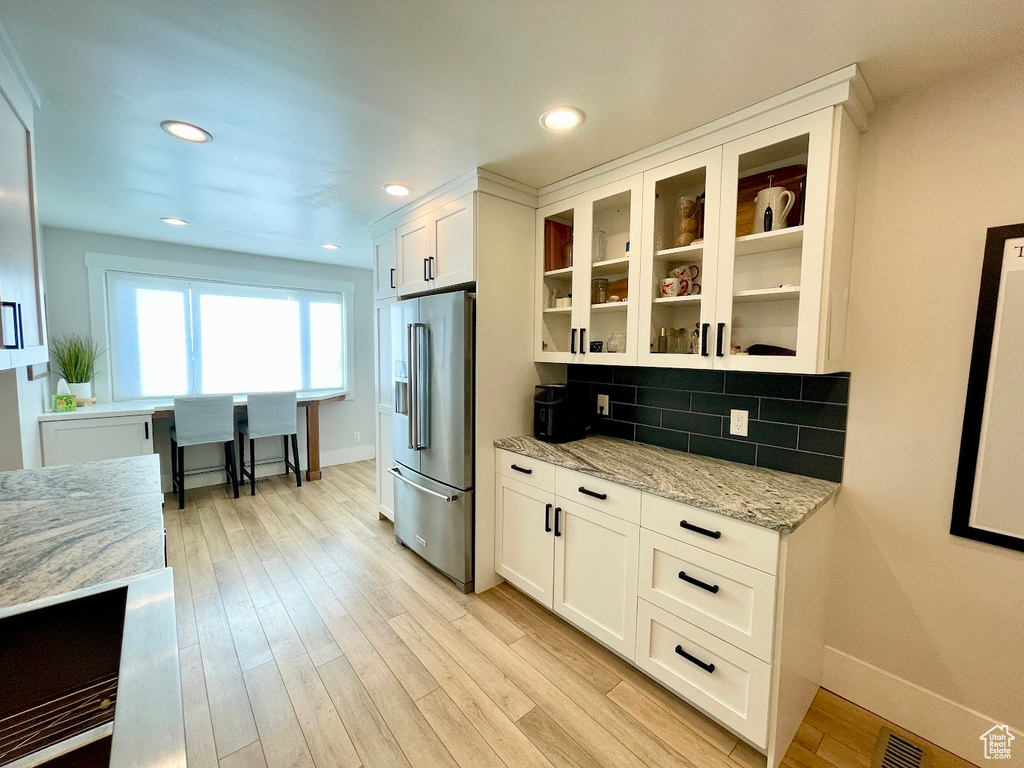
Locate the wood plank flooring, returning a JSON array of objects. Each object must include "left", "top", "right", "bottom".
[{"left": 166, "top": 461, "right": 974, "bottom": 768}]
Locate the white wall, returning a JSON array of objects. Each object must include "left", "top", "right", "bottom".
[
  {"left": 825, "top": 53, "right": 1024, "bottom": 759},
  {"left": 40, "top": 226, "right": 376, "bottom": 478}
]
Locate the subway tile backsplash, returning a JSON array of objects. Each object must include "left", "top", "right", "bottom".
[{"left": 567, "top": 366, "right": 850, "bottom": 482}]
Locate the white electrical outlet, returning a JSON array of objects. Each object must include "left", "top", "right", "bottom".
[
  {"left": 596, "top": 394, "right": 610, "bottom": 416},
  {"left": 729, "top": 409, "right": 749, "bottom": 437},
  {"left": 353, "top": 431, "right": 362, "bottom": 443}
]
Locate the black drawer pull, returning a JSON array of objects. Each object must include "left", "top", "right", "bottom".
[
  {"left": 545, "top": 503, "right": 552, "bottom": 533},
  {"left": 510, "top": 464, "right": 533, "bottom": 475},
  {"left": 554, "top": 506, "right": 562, "bottom": 537},
  {"left": 678, "top": 571, "right": 719, "bottom": 593},
  {"left": 679, "top": 520, "right": 721, "bottom": 539},
  {"left": 675, "top": 644, "right": 715, "bottom": 673},
  {"left": 578, "top": 486, "right": 607, "bottom": 500}
]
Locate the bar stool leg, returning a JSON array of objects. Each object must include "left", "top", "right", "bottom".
[
  {"left": 224, "top": 440, "right": 240, "bottom": 499},
  {"left": 177, "top": 444, "right": 186, "bottom": 510},
  {"left": 291, "top": 433, "right": 302, "bottom": 487},
  {"left": 249, "top": 438, "right": 256, "bottom": 496}
]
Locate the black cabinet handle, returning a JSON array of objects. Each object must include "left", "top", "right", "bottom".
[
  {"left": 554, "top": 506, "right": 562, "bottom": 537},
  {"left": 423, "top": 257, "right": 429, "bottom": 282},
  {"left": 510, "top": 464, "right": 532, "bottom": 475},
  {"left": 578, "top": 486, "right": 607, "bottom": 500},
  {"left": 144, "top": 422, "right": 150, "bottom": 440},
  {"left": 429, "top": 256, "right": 435, "bottom": 280},
  {"left": 0, "top": 302, "right": 18, "bottom": 350},
  {"left": 675, "top": 644, "right": 715, "bottom": 673},
  {"left": 580, "top": 328, "right": 587, "bottom": 354},
  {"left": 678, "top": 571, "right": 719, "bottom": 593},
  {"left": 571, "top": 328, "right": 577, "bottom": 354},
  {"left": 545, "top": 503, "right": 552, "bottom": 533},
  {"left": 390, "top": 268, "right": 396, "bottom": 289},
  {"left": 15, "top": 303, "right": 23, "bottom": 349},
  {"left": 680, "top": 520, "right": 722, "bottom": 539},
  {"left": 701, "top": 323, "right": 710, "bottom": 357},
  {"left": 716, "top": 322, "right": 725, "bottom": 357}
]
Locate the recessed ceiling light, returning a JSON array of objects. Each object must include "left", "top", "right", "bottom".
[
  {"left": 160, "top": 217, "right": 189, "bottom": 227},
  {"left": 322, "top": 243, "right": 340, "bottom": 250},
  {"left": 160, "top": 120, "right": 213, "bottom": 143},
  {"left": 539, "top": 106, "right": 585, "bottom": 132},
  {"left": 382, "top": 183, "right": 411, "bottom": 197}
]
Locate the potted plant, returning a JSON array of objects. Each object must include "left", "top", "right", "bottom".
[{"left": 50, "top": 333, "right": 103, "bottom": 403}]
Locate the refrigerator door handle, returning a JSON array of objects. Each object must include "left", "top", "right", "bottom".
[
  {"left": 407, "top": 323, "right": 417, "bottom": 450},
  {"left": 389, "top": 467, "right": 459, "bottom": 502},
  {"left": 412, "top": 322, "right": 428, "bottom": 450}
]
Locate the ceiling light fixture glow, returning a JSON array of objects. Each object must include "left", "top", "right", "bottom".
[
  {"left": 382, "top": 183, "right": 411, "bottom": 197},
  {"left": 539, "top": 106, "right": 585, "bottom": 132},
  {"left": 160, "top": 217, "right": 190, "bottom": 227},
  {"left": 322, "top": 243, "right": 340, "bottom": 250},
  {"left": 160, "top": 120, "right": 213, "bottom": 143}
]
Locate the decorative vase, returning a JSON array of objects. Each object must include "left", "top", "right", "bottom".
[{"left": 68, "top": 381, "right": 93, "bottom": 402}]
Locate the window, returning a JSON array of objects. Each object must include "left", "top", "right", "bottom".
[{"left": 105, "top": 270, "right": 351, "bottom": 400}]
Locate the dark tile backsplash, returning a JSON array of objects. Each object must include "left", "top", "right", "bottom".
[{"left": 567, "top": 365, "right": 850, "bottom": 482}]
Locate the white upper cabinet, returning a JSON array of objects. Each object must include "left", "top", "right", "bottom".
[
  {"left": 534, "top": 102, "right": 861, "bottom": 375},
  {"left": 393, "top": 192, "right": 476, "bottom": 296},
  {"left": 535, "top": 176, "right": 642, "bottom": 365},
  {"left": 430, "top": 194, "right": 475, "bottom": 289},
  {"left": 373, "top": 231, "right": 397, "bottom": 300}
]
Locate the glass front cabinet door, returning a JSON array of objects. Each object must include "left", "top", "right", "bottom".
[
  {"left": 535, "top": 177, "right": 642, "bottom": 365},
  {"left": 637, "top": 147, "right": 723, "bottom": 368}
]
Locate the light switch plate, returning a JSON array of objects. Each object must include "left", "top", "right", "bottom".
[
  {"left": 729, "top": 409, "right": 749, "bottom": 437},
  {"left": 597, "top": 394, "right": 610, "bottom": 416}
]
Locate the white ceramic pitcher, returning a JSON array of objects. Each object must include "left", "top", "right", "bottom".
[{"left": 753, "top": 186, "right": 795, "bottom": 233}]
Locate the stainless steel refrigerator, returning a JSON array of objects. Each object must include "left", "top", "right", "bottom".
[{"left": 390, "top": 290, "right": 474, "bottom": 592}]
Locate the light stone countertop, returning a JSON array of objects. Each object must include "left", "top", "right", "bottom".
[
  {"left": 0, "top": 454, "right": 165, "bottom": 609},
  {"left": 494, "top": 435, "right": 839, "bottom": 533}
]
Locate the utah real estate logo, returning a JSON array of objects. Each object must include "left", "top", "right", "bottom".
[{"left": 980, "top": 725, "right": 1014, "bottom": 759}]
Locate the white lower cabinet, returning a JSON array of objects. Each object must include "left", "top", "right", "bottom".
[
  {"left": 494, "top": 449, "right": 834, "bottom": 767},
  {"left": 375, "top": 412, "right": 395, "bottom": 521},
  {"left": 554, "top": 500, "right": 639, "bottom": 656},
  {"left": 41, "top": 414, "right": 153, "bottom": 467}
]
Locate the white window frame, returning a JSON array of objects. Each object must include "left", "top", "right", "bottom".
[{"left": 85, "top": 252, "right": 356, "bottom": 403}]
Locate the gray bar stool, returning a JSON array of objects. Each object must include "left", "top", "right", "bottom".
[
  {"left": 238, "top": 391, "right": 301, "bottom": 495},
  {"left": 170, "top": 395, "right": 239, "bottom": 509}
]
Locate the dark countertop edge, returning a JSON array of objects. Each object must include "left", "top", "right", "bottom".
[{"left": 493, "top": 437, "right": 839, "bottom": 534}]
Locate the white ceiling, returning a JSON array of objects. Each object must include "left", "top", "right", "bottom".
[{"left": 1, "top": 0, "right": 1022, "bottom": 269}]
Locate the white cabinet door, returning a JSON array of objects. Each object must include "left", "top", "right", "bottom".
[
  {"left": 41, "top": 415, "right": 154, "bottom": 467},
  {"left": 376, "top": 411, "right": 395, "bottom": 520},
  {"left": 397, "top": 215, "right": 431, "bottom": 296},
  {"left": 495, "top": 474, "right": 555, "bottom": 608},
  {"left": 373, "top": 231, "right": 397, "bottom": 300},
  {"left": 430, "top": 193, "right": 475, "bottom": 289},
  {"left": 374, "top": 298, "right": 395, "bottom": 412},
  {"left": 553, "top": 499, "right": 639, "bottom": 657},
  {"left": 535, "top": 196, "right": 585, "bottom": 363}
]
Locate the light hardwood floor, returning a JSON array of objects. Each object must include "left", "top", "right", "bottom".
[{"left": 165, "top": 461, "right": 974, "bottom": 768}]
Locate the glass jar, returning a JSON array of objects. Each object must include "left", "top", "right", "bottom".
[
  {"left": 591, "top": 278, "right": 609, "bottom": 305},
  {"left": 607, "top": 332, "right": 627, "bottom": 353}
]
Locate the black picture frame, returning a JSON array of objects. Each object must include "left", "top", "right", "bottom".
[{"left": 950, "top": 223, "right": 1024, "bottom": 552}]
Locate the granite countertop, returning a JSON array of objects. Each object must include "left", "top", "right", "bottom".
[
  {"left": 494, "top": 435, "right": 839, "bottom": 533},
  {"left": 0, "top": 455, "right": 165, "bottom": 609}
]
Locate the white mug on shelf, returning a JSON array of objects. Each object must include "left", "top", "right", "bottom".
[
  {"left": 753, "top": 186, "right": 795, "bottom": 233},
  {"left": 660, "top": 277, "right": 683, "bottom": 297}
]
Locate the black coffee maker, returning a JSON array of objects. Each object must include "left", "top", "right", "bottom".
[{"left": 534, "top": 384, "right": 586, "bottom": 443}]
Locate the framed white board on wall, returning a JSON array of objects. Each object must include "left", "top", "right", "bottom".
[{"left": 951, "top": 223, "right": 1024, "bottom": 552}]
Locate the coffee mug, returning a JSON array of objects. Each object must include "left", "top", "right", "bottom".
[
  {"left": 660, "top": 277, "right": 681, "bottom": 297},
  {"left": 670, "top": 263, "right": 700, "bottom": 282}
]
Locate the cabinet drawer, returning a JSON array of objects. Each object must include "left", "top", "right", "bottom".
[
  {"left": 495, "top": 449, "right": 555, "bottom": 491},
  {"left": 635, "top": 599, "right": 770, "bottom": 747},
  {"left": 639, "top": 529, "right": 776, "bottom": 661},
  {"left": 555, "top": 467, "right": 641, "bottom": 525},
  {"left": 641, "top": 494, "right": 779, "bottom": 574}
]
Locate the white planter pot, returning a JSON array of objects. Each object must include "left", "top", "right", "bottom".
[{"left": 68, "top": 382, "right": 93, "bottom": 402}]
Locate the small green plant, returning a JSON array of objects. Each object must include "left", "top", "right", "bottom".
[{"left": 49, "top": 333, "right": 104, "bottom": 383}]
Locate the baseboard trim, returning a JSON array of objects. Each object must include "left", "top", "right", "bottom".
[
  {"left": 822, "top": 645, "right": 1021, "bottom": 764},
  {"left": 321, "top": 444, "right": 375, "bottom": 466}
]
